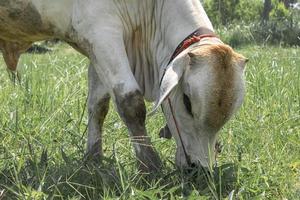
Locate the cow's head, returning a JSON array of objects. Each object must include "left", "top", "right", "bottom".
[{"left": 154, "top": 43, "right": 247, "bottom": 169}]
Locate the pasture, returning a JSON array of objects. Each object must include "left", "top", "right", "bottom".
[{"left": 0, "top": 44, "right": 299, "bottom": 199}]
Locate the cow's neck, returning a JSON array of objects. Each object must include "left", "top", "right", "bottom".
[
  {"left": 126, "top": 0, "right": 214, "bottom": 101},
  {"left": 156, "top": 0, "right": 213, "bottom": 55}
]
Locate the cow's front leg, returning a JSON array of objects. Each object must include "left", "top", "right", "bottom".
[
  {"left": 114, "top": 90, "right": 162, "bottom": 172},
  {"left": 79, "top": 29, "right": 161, "bottom": 171},
  {"left": 86, "top": 64, "right": 110, "bottom": 160}
]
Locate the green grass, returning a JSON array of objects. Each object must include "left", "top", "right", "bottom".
[{"left": 0, "top": 44, "right": 299, "bottom": 199}]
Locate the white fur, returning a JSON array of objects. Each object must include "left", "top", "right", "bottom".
[{"left": 31, "top": 0, "right": 73, "bottom": 36}]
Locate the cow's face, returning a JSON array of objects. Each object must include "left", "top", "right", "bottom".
[{"left": 154, "top": 44, "right": 247, "bottom": 168}]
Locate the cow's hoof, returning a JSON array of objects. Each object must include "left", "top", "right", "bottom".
[
  {"left": 84, "top": 142, "right": 102, "bottom": 164},
  {"left": 137, "top": 148, "right": 162, "bottom": 173},
  {"left": 84, "top": 151, "right": 102, "bottom": 164},
  {"left": 159, "top": 125, "right": 172, "bottom": 139}
]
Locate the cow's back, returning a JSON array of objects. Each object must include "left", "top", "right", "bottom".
[{"left": 0, "top": 0, "right": 53, "bottom": 41}]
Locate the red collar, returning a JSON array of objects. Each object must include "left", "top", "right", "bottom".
[
  {"left": 167, "top": 27, "right": 218, "bottom": 65},
  {"left": 160, "top": 27, "right": 219, "bottom": 85}
]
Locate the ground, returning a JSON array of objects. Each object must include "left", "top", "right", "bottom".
[{"left": 0, "top": 44, "right": 299, "bottom": 199}]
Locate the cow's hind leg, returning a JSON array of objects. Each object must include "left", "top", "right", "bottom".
[
  {"left": 86, "top": 64, "right": 110, "bottom": 160},
  {"left": 115, "top": 90, "right": 162, "bottom": 172}
]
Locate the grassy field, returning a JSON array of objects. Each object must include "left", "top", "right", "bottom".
[{"left": 0, "top": 44, "right": 299, "bottom": 199}]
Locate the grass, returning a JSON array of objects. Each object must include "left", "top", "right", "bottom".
[{"left": 0, "top": 44, "right": 299, "bottom": 199}]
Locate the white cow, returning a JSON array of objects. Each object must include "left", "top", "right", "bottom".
[{"left": 0, "top": 0, "right": 247, "bottom": 172}]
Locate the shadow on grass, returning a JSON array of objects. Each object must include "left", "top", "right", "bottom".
[
  {"left": 0, "top": 152, "right": 123, "bottom": 199},
  {"left": 0, "top": 149, "right": 246, "bottom": 199}
]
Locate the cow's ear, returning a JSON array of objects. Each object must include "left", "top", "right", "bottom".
[{"left": 149, "top": 54, "right": 190, "bottom": 115}]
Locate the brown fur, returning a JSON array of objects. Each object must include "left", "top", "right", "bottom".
[
  {"left": 0, "top": 1, "right": 53, "bottom": 41},
  {"left": 0, "top": 1, "right": 54, "bottom": 71},
  {"left": 209, "top": 45, "right": 245, "bottom": 129},
  {"left": 191, "top": 44, "right": 246, "bottom": 129},
  {"left": 0, "top": 39, "right": 31, "bottom": 71}
]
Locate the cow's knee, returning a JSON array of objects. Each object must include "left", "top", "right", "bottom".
[
  {"left": 88, "top": 94, "right": 110, "bottom": 119},
  {"left": 114, "top": 90, "right": 146, "bottom": 134}
]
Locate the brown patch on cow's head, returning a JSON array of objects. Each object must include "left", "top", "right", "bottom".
[{"left": 189, "top": 44, "right": 247, "bottom": 130}]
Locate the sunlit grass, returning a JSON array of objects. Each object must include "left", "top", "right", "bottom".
[{"left": 0, "top": 44, "right": 299, "bottom": 199}]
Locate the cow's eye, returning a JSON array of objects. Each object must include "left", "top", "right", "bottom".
[{"left": 183, "top": 94, "right": 193, "bottom": 117}]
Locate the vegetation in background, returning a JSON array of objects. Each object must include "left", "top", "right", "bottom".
[{"left": 203, "top": 0, "right": 300, "bottom": 46}]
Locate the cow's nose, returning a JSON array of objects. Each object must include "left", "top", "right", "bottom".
[
  {"left": 184, "top": 161, "right": 207, "bottom": 173},
  {"left": 186, "top": 162, "right": 201, "bottom": 173},
  {"left": 183, "top": 161, "right": 214, "bottom": 176}
]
